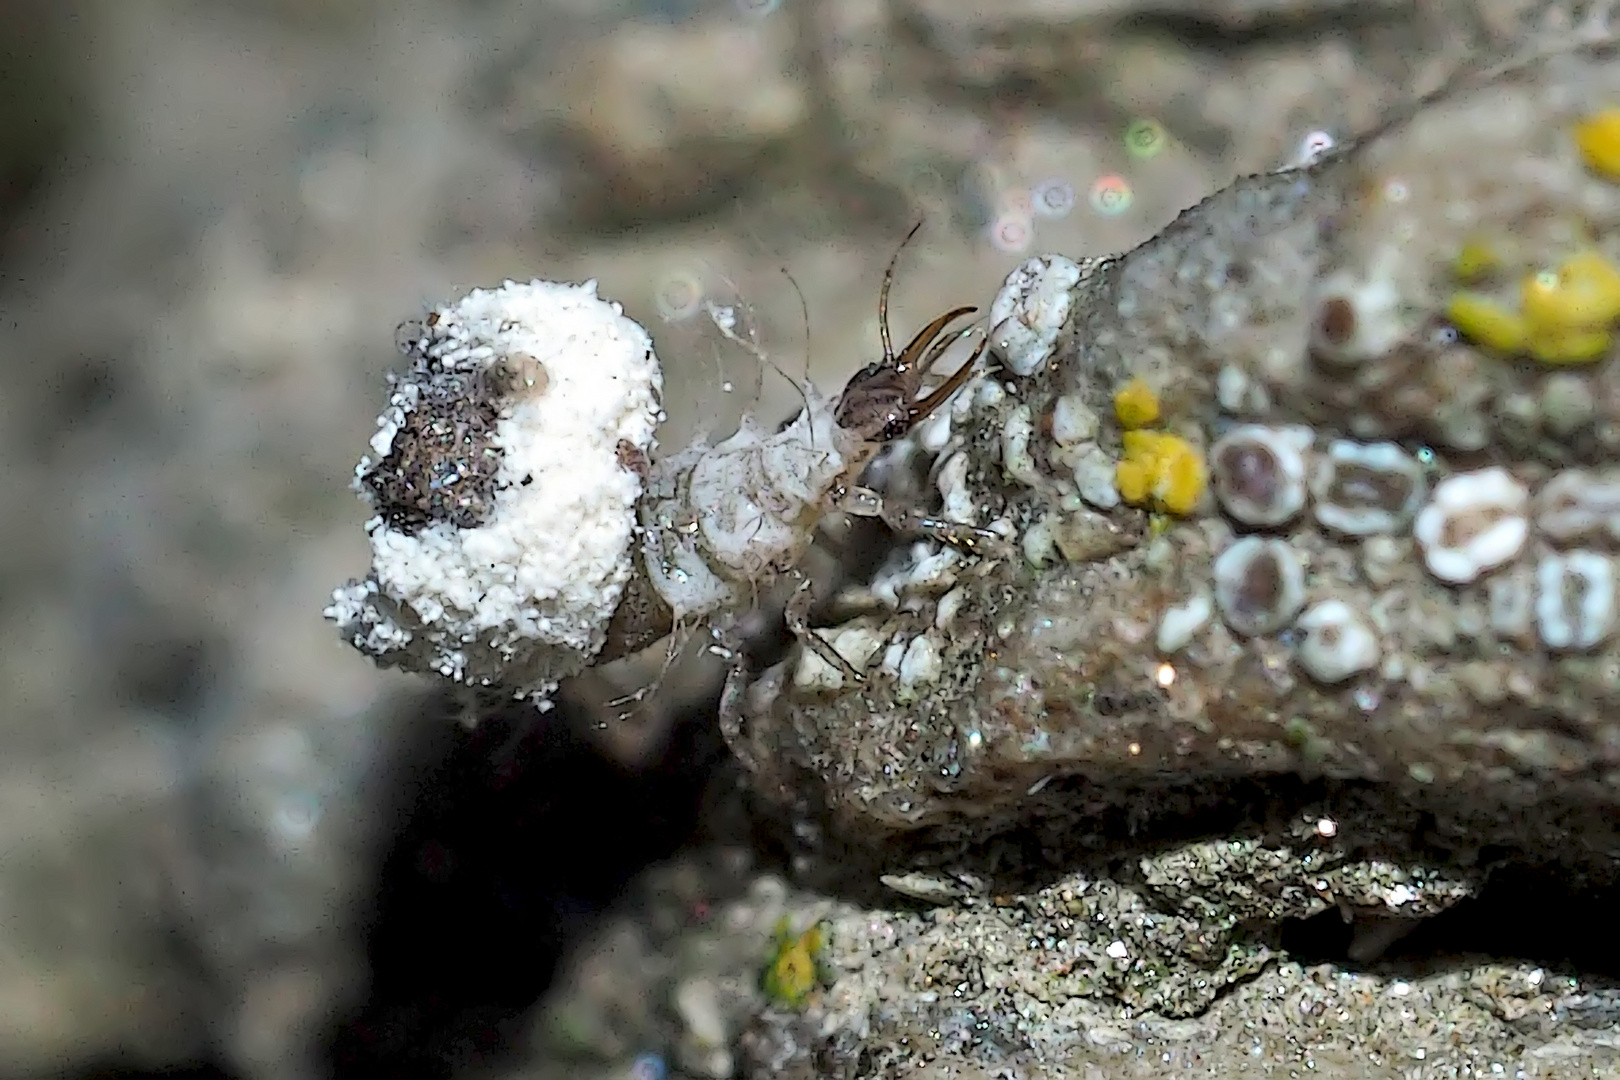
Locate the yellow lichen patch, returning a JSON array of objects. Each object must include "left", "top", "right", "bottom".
[
  {"left": 1113, "top": 377, "right": 1160, "bottom": 429},
  {"left": 1451, "top": 251, "right": 1620, "bottom": 365},
  {"left": 1452, "top": 239, "right": 1502, "bottom": 283},
  {"left": 1574, "top": 108, "right": 1620, "bottom": 181},
  {"left": 1520, "top": 251, "right": 1620, "bottom": 364},
  {"left": 761, "top": 919, "right": 826, "bottom": 1009},
  {"left": 1447, "top": 292, "right": 1527, "bottom": 353},
  {"left": 1116, "top": 429, "right": 1207, "bottom": 516}
]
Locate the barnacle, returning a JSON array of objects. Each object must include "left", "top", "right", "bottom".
[
  {"left": 1116, "top": 430, "right": 1207, "bottom": 516},
  {"left": 1574, "top": 107, "right": 1620, "bottom": 181},
  {"left": 761, "top": 919, "right": 827, "bottom": 1009},
  {"left": 1113, "top": 377, "right": 1161, "bottom": 429}
]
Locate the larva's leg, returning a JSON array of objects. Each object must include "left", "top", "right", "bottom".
[
  {"left": 785, "top": 570, "right": 865, "bottom": 684},
  {"left": 716, "top": 654, "right": 759, "bottom": 773},
  {"left": 836, "top": 485, "right": 1013, "bottom": 559},
  {"left": 879, "top": 504, "right": 1015, "bottom": 560}
]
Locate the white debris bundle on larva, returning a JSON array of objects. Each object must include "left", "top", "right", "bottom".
[{"left": 325, "top": 279, "right": 663, "bottom": 705}]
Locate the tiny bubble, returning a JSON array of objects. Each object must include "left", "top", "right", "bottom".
[
  {"left": 989, "top": 213, "right": 1033, "bottom": 253},
  {"left": 1297, "top": 129, "right": 1336, "bottom": 164},
  {"left": 1031, "top": 178, "right": 1076, "bottom": 218},
  {"left": 722, "top": 381, "right": 734, "bottom": 392},
  {"left": 1089, "top": 175, "right": 1134, "bottom": 215},
  {"left": 630, "top": 1052, "right": 668, "bottom": 1080},
  {"left": 1383, "top": 179, "right": 1409, "bottom": 202},
  {"left": 1124, "top": 118, "right": 1167, "bottom": 158},
  {"left": 655, "top": 270, "right": 703, "bottom": 322}
]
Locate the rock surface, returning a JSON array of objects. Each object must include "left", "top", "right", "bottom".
[{"left": 728, "top": 37, "right": 1620, "bottom": 875}]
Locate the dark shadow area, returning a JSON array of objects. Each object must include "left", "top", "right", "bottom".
[
  {"left": 0, "top": 1, "right": 88, "bottom": 264},
  {"left": 323, "top": 689, "right": 733, "bottom": 1080},
  {"left": 1285, "top": 863, "right": 1620, "bottom": 979},
  {"left": 70, "top": 1068, "right": 231, "bottom": 1080}
]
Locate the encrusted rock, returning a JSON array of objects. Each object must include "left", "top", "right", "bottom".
[{"left": 713, "top": 38, "right": 1620, "bottom": 859}]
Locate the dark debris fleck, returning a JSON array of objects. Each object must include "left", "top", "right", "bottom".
[{"left": 364, "top": 370, "right": 505, "bottom": 532}]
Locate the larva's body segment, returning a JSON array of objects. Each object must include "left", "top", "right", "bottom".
[{"left": 640, "top": 382, "right": 862, "bottom": 621}]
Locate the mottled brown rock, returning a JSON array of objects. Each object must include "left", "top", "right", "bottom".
[{"left": 727, "top": 38, "right": 1620, "bottom": 867}]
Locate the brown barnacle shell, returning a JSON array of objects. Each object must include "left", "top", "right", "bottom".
[
  {"left": 1533, "top": 470, "right": 1620, "bottom": 547},
  {"left": 1309, "top": 440, "right": 1427, "bottom": 536},
  {"left": 1208, "top": 425, "right": 1310, "bottom": 528},
  {"left": 1308, "top": 273, "right": 1404, "bottom": 366},
  {"left": 1213, "top": 536, "right": 1306, "bottom": 637}
]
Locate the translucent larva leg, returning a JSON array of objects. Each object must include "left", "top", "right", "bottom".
[
  {"left": 785, "top": 570, "right": 865, "bottom": 684},
  {"left": 835, "top": 485, "right": 1014, "bottom": 560}
]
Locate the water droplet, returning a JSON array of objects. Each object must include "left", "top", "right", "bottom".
[
  {"left": 655, "top": 269, "right": 703, "bottom": 322},
  {"left": 1089, "top": 175, "right": 1134, "bottom": 215},
  {"left": 989, "top": 213, "right": 1033, "bottom": 253},
  {"left": 630, "top": 1052, "right": 668, "bottom": 1080},
  {"left": 1031, "top": 178, "right": 1076, "bottom": 218},
  {"left": 1124, "top": 118, "right": 1167, "bottom": 159},
  {"left": 1297, "top": 129, "right": 1336, "bottom": 165}
]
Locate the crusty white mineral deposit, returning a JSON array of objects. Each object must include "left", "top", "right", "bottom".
[{"left": 326, "top": 279, "right": 663, "bottom": 704}]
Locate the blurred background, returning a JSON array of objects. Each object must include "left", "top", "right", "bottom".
[{"left": 0, "top": 0, "right": 1559, "bottom": 1077}]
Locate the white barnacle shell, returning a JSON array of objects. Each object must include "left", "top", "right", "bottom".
[
  {"left": 988, "top": 254, "right": 1084, "bottom": 377},
  {"left": 1308, "top": 271, "right": 1404, "bottom": 366},
  {"left": 1295, "top": 599, "right": 1380, "bottom": 684},
  {"left": 1310, "top": 440, "right": 1427, "bottom": 536},
  {"left": 1208, "top": 425, "right": 1311, "bottom": 528},
  {"left": 1156, "top": 592, "right": 1213, "bottom": 654},
  {"left": 1213, "top": 536, "right": 1306, "bottom": 637},
  {"left": 1534, "top": 550, "right": 1617, "bottom": 652},
  {"left": 1534, "top": 469, "right": 1620, "bottom": 547},
  {"left": 1414, "top": 467, "right": 1529, "bottom": 584}
]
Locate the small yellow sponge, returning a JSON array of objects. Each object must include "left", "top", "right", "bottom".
[
  {"left": 1116, "top": 429, "right": 1207, "bottom": 516},
  {"left": 1575, "top": 108, "right": 1620, "bottom": 181},
  {"left": 1113, "top": 377, "right": 1161, "bottom": 429},
  {"left": 1447, "top": 293, "right": 1527, "bottom": 354}
]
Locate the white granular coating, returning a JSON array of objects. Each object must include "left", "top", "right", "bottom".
[{"left": 326, "top": 279, "right": 663, "bottom": 702}]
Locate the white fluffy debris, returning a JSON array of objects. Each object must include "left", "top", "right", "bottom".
[{"left": 325, "top": 279, "right": 663, "bottom": 705}]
